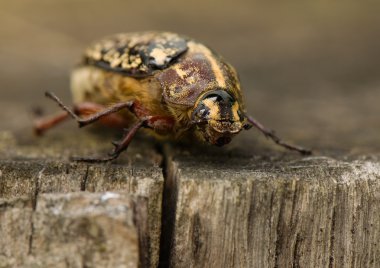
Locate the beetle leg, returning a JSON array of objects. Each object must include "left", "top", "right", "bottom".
[
  {"left": 73, "top": 102, "right": 130, "bottom": 128},
  {"left": 246, "top": 115, "right": 312, "bottom": 155},
  {"left": 34, "top": 100, "right": 128, "bottom": 135},
  {"left": 39, "top": 91, "right": 175, "bottom": 162},
  {"left": 34, "top": 111, "right": 71, "bottom": 135},
  {"left": 139, "top": 115, "right": 176, "bottom": 134},
  {"left": 72, "top": 115, "right": 175, "bottom": 162},
  {"left": 44, "top": 92, "right": 133, "bottom": 128},
  {"left": 44, "top": 91, "right": 175, "bottom": 131},
  {"left": 72, "top": 119, "right": 146, "bottom": 163}
]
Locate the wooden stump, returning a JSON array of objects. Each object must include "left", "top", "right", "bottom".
[
  {"left": 163, "top": 153, "right": 380, "bottom": 267},
  {"left": 1, "top": 126, "right": 380, "bottom": 267},
  {"left": 0, "top": 130, "right": 164, "bottom": 268}
]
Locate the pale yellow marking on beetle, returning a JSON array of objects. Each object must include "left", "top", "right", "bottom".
[
  {"left": 187, "top": 42, "right": 226, "bottom": 89},
  {"left": 231, "top": 102, "right": 241, "bottom": 122},
  {"left": 110, "top": 57, "right": 122, "bottom": 68},
  {"left": 150, "top": 48, "right": 168, "bottom": 66},
  {"left": 175, "top": 67, "right": 188, "bottom": 79},
  {"left": 186, "top": 75, "right": 196, "bottom": 84},
  {"left": 202, "top": 98, "right": 221, "bottom": 121}
]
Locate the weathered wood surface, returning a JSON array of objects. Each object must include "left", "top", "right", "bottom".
[
  {"left": 0, "top": 130, "right": 164, "bottom": 268},
  {"left": 0, "top": 192, "right": 143, "bottom": 268},
  {"left": 163, "top": 151, "right": 380, "bottom": 267},
  {"left": 7, "top": 132, "right": 378, "bottom": 268}
]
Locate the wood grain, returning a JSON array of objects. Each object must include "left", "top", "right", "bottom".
[
  {"left": 0, "top": 192, "right": 143, "bottom": 268},
  {"left": 0, "top": 129, "right": 164, "bottom": 268},
  {"left": 165, "top": 153, "right": 380, "bottom": 267}
]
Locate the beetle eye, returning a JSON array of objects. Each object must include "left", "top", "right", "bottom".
[{"left": 202, "top": 90, "right": 235, "bottom": 106}]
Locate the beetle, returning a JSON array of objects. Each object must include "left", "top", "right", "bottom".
[{"left": 34, "top": 31, "right": 311, "bottom": 162}]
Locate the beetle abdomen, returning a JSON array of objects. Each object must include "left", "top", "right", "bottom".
[{"left": 71, "top": 65, "right": 170, "bottom": 120}]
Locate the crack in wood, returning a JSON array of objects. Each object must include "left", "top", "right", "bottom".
[
  {"left": 292, "top": 233, "right": 301, "bottom": 268},
  {"left": 158, "top": 144, "right": 179, "bottom": 268},
  {"left": 329, "top": 203, "right": 337, "bottom": 268},
  {"left": 133, "top": 197, "right": 151, "bottom": 268},
  {"left": 350, "top": 183, "right": 359, "bottom": 268},
  {"left": 80, "top": 165, "right": 89, "bottom": 191},
  {"left": 274, "top": 186, "right": 286, "bottom": 268},
  {"left": 28, "top": 167, "right": 44, "bottom": 255}
]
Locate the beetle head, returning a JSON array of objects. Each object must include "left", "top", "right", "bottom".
[{"left": 190, "top": 90, "right": 249, "bottom": 146}]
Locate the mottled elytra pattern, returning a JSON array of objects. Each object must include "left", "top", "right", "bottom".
[{"left": 84, "top": 32, "right": 189, "bottom": 77}]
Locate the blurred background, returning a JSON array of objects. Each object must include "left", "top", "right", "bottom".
[{"left": 1, "top": 0, "right": 379, "bottom": 155}]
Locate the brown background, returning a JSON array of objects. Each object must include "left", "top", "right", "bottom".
[{"left": 1, "top": 0, "right": 380, "bottom": 155}]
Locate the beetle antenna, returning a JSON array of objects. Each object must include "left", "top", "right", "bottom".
[{"left": 245, "top": 114, "right": 312, "bottom": 155}]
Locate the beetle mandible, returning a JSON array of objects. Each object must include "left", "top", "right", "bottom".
[{"left": 35, "top": 31, "right": 311, "bottom": 162}]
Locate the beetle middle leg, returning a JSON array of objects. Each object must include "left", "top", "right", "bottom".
[
  {"left": 71, "top": 116, "right": 175, "bottom": 163},
  {"left": 246, "top": 115, "right": 312, "bottom": 155},
  {"left": 34, "top": 110, "right": 71, "bottom": 135},
  {"left": 39, "top": 91, "right": 175, "bottom": 162},
  {"left": 71, "top": 119, "right": 146, "bottom": 162}
]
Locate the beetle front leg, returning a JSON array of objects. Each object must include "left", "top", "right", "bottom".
[
  {"left": 72, "top": 119, "right": 146, "bottom": 163},
  {"left": 245, "top": 115, "right": 312, "bottom": 155},
  {"left": 72, "top": 115, "right": 175, "bottom": 163}
]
